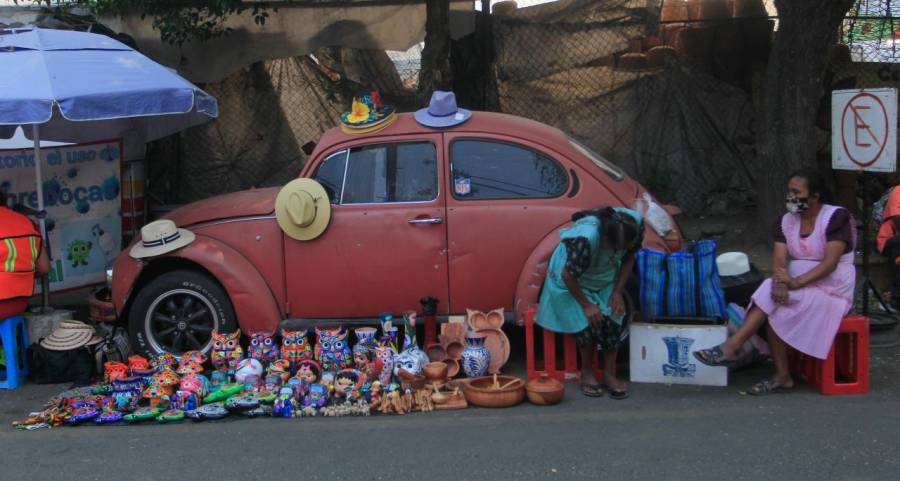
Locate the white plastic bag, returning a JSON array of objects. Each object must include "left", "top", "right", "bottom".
[{"left": 634, "top": 193, "right": 674, "bottom": 237}]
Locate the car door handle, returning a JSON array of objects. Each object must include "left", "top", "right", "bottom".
[{"left": 408, "top": 217, "right": 443, "bottom": 225}]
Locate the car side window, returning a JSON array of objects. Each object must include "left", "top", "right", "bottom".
[
  {"left": 341, "top": 142, "right": 438, "bottom": 204},
  {"left": 313, "top": 150, "right": 348, "bottom": 204},
  {"left": 450, "top": 140, "right": 569, "bottom": 200}
]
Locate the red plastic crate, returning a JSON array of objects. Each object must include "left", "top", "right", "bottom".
[
  {"left": 525, "top": 306, "right": 603, "bottom": 382},
  {"left": 790, "top": 314, "right": 869, "bottom": 395}
]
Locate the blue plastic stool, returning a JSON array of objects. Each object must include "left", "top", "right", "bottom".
[{"left": 0, "top": 315, "right": 30, "bottom": 389}]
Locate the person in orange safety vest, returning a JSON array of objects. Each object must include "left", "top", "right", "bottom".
[{"left": 0, "top": 190, "right": 51, "bottom": 319}]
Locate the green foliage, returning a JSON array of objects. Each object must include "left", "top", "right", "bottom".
[{"left": 17, "top": 1, "right": 275, "bottom": 46}]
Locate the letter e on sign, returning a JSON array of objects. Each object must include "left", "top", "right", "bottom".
[{"left": 832, "top": 88, "right": 897, "bottom": 173}]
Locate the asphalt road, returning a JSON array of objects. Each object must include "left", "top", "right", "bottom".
[{"left": 3, "top": 335, "right": 900, "bottom": 481}]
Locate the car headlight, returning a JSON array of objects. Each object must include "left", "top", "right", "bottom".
[{"left": 106, "top": 266, "right": 114, "bottom": 286}]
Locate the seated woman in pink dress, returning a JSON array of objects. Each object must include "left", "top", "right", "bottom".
[{"left": 693, "top": 169, "right": 856, "bottom": 395}]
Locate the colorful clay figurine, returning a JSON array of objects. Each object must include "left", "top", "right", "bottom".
[
  {"left": 127, "top": 355, "right": 151, "bottom": 374},
  {"left": 226, "top": 393, "right": 261, "bottom": 412},
  {"left": 240, "top": 405, "right": 273, "bottom": 417},
  {"left": 142, "top": 382, "right": 171, "bottom": 409},
  {"left": 234, "top": 358, "right": 264, "bottom": 387},
  {"left": 109, "top": 377, "right": 144, "bottom": 412},
  {"left": 209, "top": 370, "right": 228, "bottom": 391},
  {"left": 403, "top": 312, "right": 430, "bottom": 368},
  {"left": 171, "top": 373, "right": 206, "bottom": 411},
  {"left": 280, "top": 328, "right": 313, "bottom": 373},
  {"left": 257, "top": 390, "right": 278, "bottom": 405},
  {"left": 293, "top": 359, "right": 322, "bottom": 385},
  {"left": 302, "top": 383, "right": 330, "bottom": 410},
  {"left": 315, "top": 327, "right": 352, "bottom": 373},
  {"left": 266, "top": 359, "right": 291, "bottom": 384},
  {"left": 180, "top": 350, "right": 207, "bottom": 366},
  {"left": 156, "top": 409, "right": 185, "bottom": 423},
  {"left": 151, "top": 353, "right": 178, "bottom": 372},
  {"left": 353, "top": 344, "right": 379, "bottom": 385},
  {"left": 211, "top": 328, "right": 244, "bottom": 372},
  {"left": 184, "top": 402, "right": 228, "bottom": 421},
  {"left": 354, "top": 327, "right": 378, "bottom": 349},
  {"left": 334, "top": 369, "right": 366, "bottom": 402},
  {"left": 176, "top": 351, "right": 206, "bottom": 376},
  {"left": 272, "top": 386, "right": 297, "bottom": 418},
  {"left": 153, "top": 369, "right": 181, "bottom": 396},
  {"left": 94, "top": 410, "right": 124, "bottom": 425},
  {"left": 202, "top": 383, "right": 244, "bottom": 403},
  {"left": 374, "top": 338, "right": 396, "bottom": 386},
  {"left": 248, "top": 330, "right": 281, "bottom": 364},
  {"left": 67, "top": 399, "right": 102, "bottom": 425},
  {"left": 104, "top": 361, "right": 129, "bottom": 382},
  {"left": 123, "top": 406, "right": 163, "bottom": 423},
  {"left": 263, "top": 374, "right": 282, "bottom": 394}
]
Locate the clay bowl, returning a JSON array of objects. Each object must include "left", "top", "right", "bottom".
[
  {"left": 398, "top": 369, "right": 426, "bottom": 390},
  {"left": 425, "top": 343, "right": 447, "bottom": 362},
  {"left": 525, "top": 373, "right": 565, "bottom": 406},
  {"left": 463, "top": 375, "right": 526, "bottom": 408},
  {"left": 443, "top": 358, "right": 461, "bottom": 378},
  {"left": 423, "top": 362, "right": 449, "bottom": 384},
  {"left": 445, "top": 341, "right": 464, "bottom": 360}
]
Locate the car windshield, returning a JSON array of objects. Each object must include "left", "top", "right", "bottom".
[{"left": 567, "top": 137, "right": 624, "bottom": 181}]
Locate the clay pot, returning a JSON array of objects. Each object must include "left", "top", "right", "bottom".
[
  {"left": 525, "top": 374, "right": 565, "bottom": 406},
  {"left": 445, "top": 340, "right": 464, "bottom": 360},
  {"left": 463, "top": 375, "right": 525, "bottom": 408},
  {"left": 423, "top": 362, "right": 449, "bottom": 384},
  {"left": 443, "top": 358, "right": 461, "bottom": 378},
  {"left": 426, "top": 343, "right": 447, "bottom": 362}
]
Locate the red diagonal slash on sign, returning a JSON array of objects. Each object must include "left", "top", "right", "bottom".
[{"left": 841, "top": 92, "right": 889, "bottom": 168}]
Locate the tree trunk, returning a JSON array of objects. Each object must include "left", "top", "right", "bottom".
[
  {"left": 756, "top": 0, "right": 853, "bottom": 237},
  {"left": 418, "top": 0, "right": 453, "bottom": 106}
]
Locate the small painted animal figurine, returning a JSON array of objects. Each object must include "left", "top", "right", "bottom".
[
  {"left": 153, "top": 369, "right": 181, "bottom": 397},
  {"left": 171, "top": 374, "right": 205, "bottom": 411},
  {"left": 273, "top": 386, "right": 296, "bottom": 418},
  {"left": 374, "top": 338, "right": 396, "bottom": 386},
  {"left": 266, "top": 359, "right": 292, "bottom": 383},
  {"left": 248, "top": 330, "right": 280, "bottom": 364},
  {"left": 302, "top": 383, "right": 330, "bottom": 410},
  {"left": 127, "top": 355, "right": 150, "bottom": 373},
  {"left": 211, "top": 329, "right": 244, "bottom": 372},
  {"left": 334, "top": 369, "right": 366, "bottom": 402},
  {"left": 314, "top": 327, "right": 352, "bottom": 373},
  {"left": 151, "top": 353, "right": 178, "bottom": 372},
  {"left": 104, "top": 362, "right": 129, "bottom": 382},
  {"left": 280, "top": 329, "right": 313, "bottom": 373}
]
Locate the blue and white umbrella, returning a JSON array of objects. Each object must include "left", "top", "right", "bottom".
[{"left": 0, "top": 27, "right": 218, "bottom": 307}]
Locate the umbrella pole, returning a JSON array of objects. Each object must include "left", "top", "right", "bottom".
[{"left": 32, "top": 124, "right": 51, "bottom": 312}]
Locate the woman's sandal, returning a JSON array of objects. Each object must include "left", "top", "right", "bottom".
[
  {"left": 601, "top": 384, "right": 629, "bottom": 400},
  {"left": 748, "top": 378, "right": 794, "bottom": 396},
  {"left": 580, "top": 383, "right": 604, "bottom": 397},
  {"left": 692, "top": 346, "right": 737, "bottom": 367}
]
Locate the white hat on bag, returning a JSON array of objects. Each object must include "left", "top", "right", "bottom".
[
  {"left": 129, "top": 219, "right": 196, "bottom": 259},
  {"left": 716, "top": 252, "right": 751, "bottom": 277},
  {"left": 40, "top": 320, "right": 103, "bottom": 351}
]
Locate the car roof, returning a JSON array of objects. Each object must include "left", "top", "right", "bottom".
[{"left": 314, "top": 111, "right": 573, "bottom": 157}]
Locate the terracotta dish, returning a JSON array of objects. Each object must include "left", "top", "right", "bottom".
[
  {"left": 463, "top": 375, "right": 525, "bottom": 408},
  {"left": 484, "top": 308, "right": 504, "bottom": 329},
  {"left": 443, "top": 358, "right": 461, "bottom": 378},
  {"left": 466, "top": 309, "right": 489, "bottom": 330},
  {"left": 445, "top": 341, "right": 464, "bottom": 360},
  {"left": 426, "top": 343, "right": 447, "bottom": 362},
  {"left": 525, "top": 373, "right": 565, "bottom": 406},
  {"left": 476, "top": 327, "right": 510, "bottom": 374}
]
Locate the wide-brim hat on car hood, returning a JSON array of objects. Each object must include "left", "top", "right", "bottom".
[
  {"left": 275, "top": 178, "right": 332, "bottom": 241},
  {"left": 130, "top": 219, "right": 196, "bottom": 259},
  {"left": 40, "top": 320, "right": 102, "bottom": 351}
]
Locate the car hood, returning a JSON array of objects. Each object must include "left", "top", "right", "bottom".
[{"left": 163, "top": 187, "right": 279, "bottom": 227}]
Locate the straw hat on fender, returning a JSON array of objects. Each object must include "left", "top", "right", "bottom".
[
  {"left": 130, "top": 219, "right": 196, "bottom": 259},
  {"left": 275, "top": 178, "right": 332, "bottom": 241},
  {"left": 40, "top": 320, "right": 102, "bottom": 351}
]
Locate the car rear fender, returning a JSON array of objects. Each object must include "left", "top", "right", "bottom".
[{"left": 114, "top": 234, "right": 283, "bottom": 333}]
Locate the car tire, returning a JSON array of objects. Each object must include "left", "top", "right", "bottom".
[{"left": 128, "top": 269, "right": 236, "bottom": 358}]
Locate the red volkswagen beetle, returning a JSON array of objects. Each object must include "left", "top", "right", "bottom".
[{"left": 106, "top": 111, "right": 681, "bottom": 356}]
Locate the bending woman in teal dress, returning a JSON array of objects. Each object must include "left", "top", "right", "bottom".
[{"left": 536, "top": 207, "right": 643, "bottom": 399}]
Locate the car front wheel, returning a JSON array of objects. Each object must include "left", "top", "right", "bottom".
[{"left": 128, "top": 269, "right": 236, "bottom": 358}]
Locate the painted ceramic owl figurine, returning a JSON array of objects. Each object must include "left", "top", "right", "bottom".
[
  {"left": 210, "top": 329, "right": 244, "bottom": 372},
  {"left": 248, "top": 330, "right": 280, "bottom": 364},
  {"left": 314, "top": 327, "right": 352, "bottom": 373},
  {"left": 281, "top": 329, "right": 313, "bottom": 374},
  {"left": 374, "top": 339, "right": 395, "bottom": 386}
]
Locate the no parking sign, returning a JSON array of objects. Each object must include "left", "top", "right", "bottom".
[{"left": 832, "top": 88, "right": 897, "bottom": 173}]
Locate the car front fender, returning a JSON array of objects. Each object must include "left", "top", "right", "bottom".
[{"left": 112, "top": 234, "right": 283, "bottom": 333}]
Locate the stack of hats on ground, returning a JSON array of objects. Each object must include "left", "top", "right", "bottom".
[{"left": 32, "top": 320, "right": 102, "bottom": 385}]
